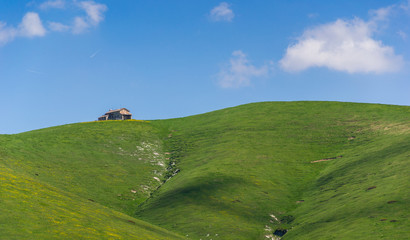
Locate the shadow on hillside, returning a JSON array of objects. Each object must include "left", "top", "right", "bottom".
[
  {"left": 136, "top": 173, "right": 265, "bottom": 223},
  {"left": 316, "top": 138, "right": 409, "bottom": 188}
]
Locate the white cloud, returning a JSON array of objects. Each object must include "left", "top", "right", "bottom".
[
  {"left": 0, "top": 1, "right": 107, "bottom": 46},
  {"left": 0, "top": 12, "right": 46, "bottom": 45},
  {"left": 71, "top": 1, "right": 107, "bottom": 34},
  {"left": 369, "top": 5, "right": 393, "bottom": 22},
  {"left": 39, "top": 0, "right": 66, "bottom": 10},
  {"left": 19, "top": 12, "right": 46, "bottom": 37},
  {"left": 280, "top": 18, "right": 403, "bottom": 74},
  {"left": 0, "top": 22, "right": 18, "bottom": 45},
  {"left": 78, "top": 1, "right": 108, "bottom": 25},
  {"left": 210, "top": 2, "right": 234, "bottom": 22},
  {"left": 72, "top": 16, "right": 89, "bottom": 34},
  {"left": 368, "top": 0, "right": 410, "bottom": 23},
  {"left": 218, "top": 50, "right": 269, "bottom": 88},
  {"left": 48, "top": 21, "right": 70, "bottom": 32}
]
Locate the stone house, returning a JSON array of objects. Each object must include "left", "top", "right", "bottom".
[{"left": 98, "top": 108, "right": 132, "bottom": 121}]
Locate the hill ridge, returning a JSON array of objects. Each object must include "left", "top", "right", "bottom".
[{"left": 1, "top": 101, "right": 409, "bottom": 239}]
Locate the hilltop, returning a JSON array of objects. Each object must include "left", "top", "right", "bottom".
[{"left": 1, "top": 102, "right": 409, "bottom": 239}]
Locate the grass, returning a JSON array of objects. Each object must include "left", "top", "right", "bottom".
[
  {"left": 137, "top": 102, "right": 409, "bottom": 239},
  {"left": 0, "top": 101, "right": 409, "bottom": 239},
  {"left": 1, "top": 120, "right": 166, "bottom": 215},
  {"left": 0, "top": 120, "right": 185, "bottom": 239},
  {"left": 0, "top": 163, "right": 185, "bottom": 240}
]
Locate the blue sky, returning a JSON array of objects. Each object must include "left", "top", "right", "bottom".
[{"left": 1, "top": 0, "right": 409, "bottom": 134}]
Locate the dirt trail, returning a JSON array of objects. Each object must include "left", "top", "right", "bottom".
[{"left": 310, "top": 155, "right": 342, "bottom": 163}]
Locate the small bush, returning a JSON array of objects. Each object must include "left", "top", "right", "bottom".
[{"left": 280, "top": 215, "right": 295, "bottom": 224}]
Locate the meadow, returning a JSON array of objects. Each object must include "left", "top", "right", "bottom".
[{"left": 1, "top": 102, "right": 409, "bottom": 239}]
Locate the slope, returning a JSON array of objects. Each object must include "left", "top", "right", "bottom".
[
  {"left": 1, "top": 120, "right": 167, "bottom": 215},
  {"left": 0, "top": 163, "right": 184, "bottom": 240},
  {"left": 1, "top": 102, "right": 408, "bottom": 240},
  {"left": 136, "top": 102, "right": 410, "bottom": 239},
  {"left": 0, "top": 120, "right": 185, "bottom": 239}
]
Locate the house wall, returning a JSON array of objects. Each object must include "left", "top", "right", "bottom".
[
  {"left": 99, "top": 109, "right": 132, "bottom": 121},
  {"left": 108, "top": 112, "right": 123, "bottom": 120},
  {"left": 98, "top": 115, "right": 108, "bottom": 121}
]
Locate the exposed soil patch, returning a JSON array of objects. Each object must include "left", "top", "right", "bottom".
[
  {"left": 311, "top": 155, "right": 343, "bottom": 163},
  {"left": 127, "top": 220, "right": 136, "bottom": 224}
]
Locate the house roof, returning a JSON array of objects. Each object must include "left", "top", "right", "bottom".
[{"left": 105, "top": 108, "right": 131, "bottom": 115}]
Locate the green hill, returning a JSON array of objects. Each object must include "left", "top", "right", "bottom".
[
  {"left": 0, "top": 120, "right": 185, "bottom": 239},
  {"left": 1, "top": 102, "right": 409, "bottom": 239},
  {"left": 0, "top": 164, "right": 184, "bottom": 240}
]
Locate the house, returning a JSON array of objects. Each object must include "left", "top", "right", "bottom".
[{"left": 98, "top": 108, "right": 132, "bottom": 121}]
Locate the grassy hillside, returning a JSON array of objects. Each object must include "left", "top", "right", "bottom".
[
  {"left": 1, "top": 120, "right": 167, "bottom": 215},
  {"left": 137, "top": 102, "right": 409, "bottom": 239},
  {"left": 0, "top": 163, "right": 184, "bottom": 240},
  {"left": 0, "top": 120, "right": 185, "bottom": 239},
  {"left": 1, "top": 102, "right": 409, "bottom": 239}
]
